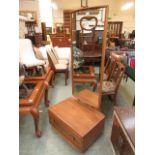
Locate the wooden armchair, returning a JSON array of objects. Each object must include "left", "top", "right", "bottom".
[
  {"left": 102, "top": 61, "right": 125, "bottom": 104},
  {"left": 46, "top": 47, "right": 69, "bottom": 85}
]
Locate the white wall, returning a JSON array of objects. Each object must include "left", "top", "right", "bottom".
[
  {"left": 53, "top": 0, "right": 135, "bottom": 33},
  {"left": 19, "top": 0, "right": 135, "bottom": 33},
  {"left": 53, "top": 9, "right": 63, "bottom": 23}
]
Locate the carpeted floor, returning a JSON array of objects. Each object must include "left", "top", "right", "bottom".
[{"left": 19, "top": 73, "right": 134, "bottom": 155}]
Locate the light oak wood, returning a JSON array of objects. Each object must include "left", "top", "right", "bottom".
[
  {"left": 71, "top": 6, "right": 109, "bottom": 110},
  {"left": 48, "top": 97, "right": 105, "bottom": 152}
]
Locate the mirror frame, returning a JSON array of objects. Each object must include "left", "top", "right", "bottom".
[{"left": 70, "top": 5, "right": 109, "bottom": 108}]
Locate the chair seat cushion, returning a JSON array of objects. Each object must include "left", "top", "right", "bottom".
[
  {"left": 103, "top": 73, "right": 108, "bottom": 80},
  {"left": 21, "top": 58, "right": 45, "bottom": 68},
  {"left": 58, "top": 59, "right": 69, "bottom": 65},
  {"left": 55, "top": 64, "right": 67, "bottom": 70},
  {"left": 39, "top": 46, "right": 48, "bottom": 60},
  {"left": 102, "top": 81, "right": 115, "bottom": 93},
  {"left": 54, "top": 47, "right": 70, "bottom": 60}
]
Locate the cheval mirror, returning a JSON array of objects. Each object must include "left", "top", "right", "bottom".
[{"left": 71, "top": 6, "right": 109, "bottom": 108}]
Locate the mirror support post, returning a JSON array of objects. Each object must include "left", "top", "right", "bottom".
[{"left": 98, "top": 6, "right": 109, "bottom": 108}]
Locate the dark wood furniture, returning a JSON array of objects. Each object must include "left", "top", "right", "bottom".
[
  {"left": 48, "top": 97, "right": 105, "bottom": 152},
  {"left": 108, "top": 21, "right": 123, "bottom": 38},
  {"left": 51, "top": 34, "right": 71, "bottom": 47},
  {"left": 71, "top": 6, "right": 109, "bottom": 108},
  {"left": 79, "top": 16, "right": 98, "bottom": 52},
  {"left": 111, "top": 107, "right": 135, "bottom": 155},
  {"left": 41, "top": 22, "right": 47, "bottom": 41},
  {"left": 102, "top": 61, "right": 125, "bottom": 104},
  {"left": 25, "top": 33, "right": 43, "bottom": 47},
  {"left": 110, "top": 51, "right": 135, "bottom": 105},
  {"left": 25, "top": 20, "right": 36, "bottom": 35},
  {"left": 19, "top": 80, "right": 48, "bottom": 137},
  {"left": 104, "top": 55, "right": 117, "bottom": 80},
  {"left": 73, "top": 66, "right": 97, "bottom": 91},
  {"left": 63, "top": 10, "right": 72, "bottom": 35}
]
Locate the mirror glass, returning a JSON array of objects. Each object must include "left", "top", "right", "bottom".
[{"left": 71, "top": 6, "right": 108, "bottom": 105}]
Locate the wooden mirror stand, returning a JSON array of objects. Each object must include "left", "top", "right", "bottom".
[{"left": 71, "top": 6, "right": 109, "bottom": 109}]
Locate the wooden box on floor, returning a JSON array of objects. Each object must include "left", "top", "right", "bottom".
[
  {"left": 111, "top": 107, "right": 135, "bottom": 155},
  {"left": 48, "top": 97, "right": 105, "bottom": 152}
]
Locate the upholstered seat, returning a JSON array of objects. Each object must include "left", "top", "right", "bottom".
[
  {"left": 53, "top": 46, "right": 70, "bottom": 61},
  {"left": 102, "top": 81, "right": 115, "bottom": 93},
  {"left": 55, "top": 64, "right": 68, "bottom": 70},
  {"left": 103, "top": 73, "right": 108, "bottom": 80},
  {"left": 19, "top": 39, "right": 45, "bottom": 68}
]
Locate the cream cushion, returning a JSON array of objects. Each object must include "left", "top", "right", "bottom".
[
  {"left": 55, "top": 64, "right": 67, "bottom": 70},
  {"left": 58, "top": 60, "right": 68, "bottom": 65},
  {"left": 54, "top": 46, "right": 70, "bottom": 61},
  {"left": 39, "top": 46, "right": 48, "bottom": 60},
  {"left": 19, "top": 39, "right": 45, "bottom": 68},
  {"left": 46, "top": 45, "right": 69, "bottom": 65},
  {"left": 103, "top": 73, "right": 108, "bottom": 80},
  {"left": 33, "top": 47, "right": 45, "bottom": 60}
]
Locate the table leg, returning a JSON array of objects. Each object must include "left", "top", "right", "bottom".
[
  {"left": 30, "top": 108, "right": 42, "bottom": 137},
  {"left": 133, "top": 96, "right": 135, "bottom": 106},
  {"left": 45, "top": 87, "right": 49, "bottom": 107}
]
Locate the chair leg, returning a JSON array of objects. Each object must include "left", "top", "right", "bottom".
[
  {"left": 50, "top": 73, "right": 55, "bottom": 88},
  {"left": 42, "top": 65, "right": 46, "bottom": 74},
  {"left": 113, "top": 94, "right": 117, "bottom": 104},
  {"left": 44, "top": 88, "right": 49, "bottom": 107},
  {"left": 92, "top": 82, "right": 97, "bottom": 92},
  {"left": 65, "top": 71, "right": 67, "bottom": 85},
  {"left": 67, "top": 70, "right": 69, "bottom": 79}
]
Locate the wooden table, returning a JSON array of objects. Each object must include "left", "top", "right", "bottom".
[
  {"left": 19, "top": 80, "right": 48, "bottom": 137},
  {"left": 48, "top": 97, "right": 105, "bottom": 152},
  {"left": 111, "top": 107, "right": 135, "bottom": 155},
  {"left": 24, "top": 68, "right": 54, "bottom": 105}
]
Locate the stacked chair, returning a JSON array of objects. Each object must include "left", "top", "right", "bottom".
[
  {"left": 34, "top": 35, "right": 70, "bottom": 85},
  {"left": 46, "top": 44, "right": 69, "bottom": 85}
]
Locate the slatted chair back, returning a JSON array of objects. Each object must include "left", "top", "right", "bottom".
[{"left": 111, "top": 61, "right": 125, "bottom": 92}]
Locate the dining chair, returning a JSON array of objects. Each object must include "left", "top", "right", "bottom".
[
  {"left": 46, "top": 47, "right": 69, "bottom": 85},
  {"left": 102, "top": 61, "right": 125, "bottom": 104},
  {"left": 104, "top": 56, "right": 117, "bottom": 80}
]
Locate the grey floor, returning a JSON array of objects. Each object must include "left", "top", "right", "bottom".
[{"left": 19, "top": 73, "right": 134, "bottom": 155}]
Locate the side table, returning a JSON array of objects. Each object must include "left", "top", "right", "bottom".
[
  {"left": 111, "top": 107, "right": 135, "bottom": 155},
  {"left": 19, "top": 80, "right": 48, "bottom": 137}
]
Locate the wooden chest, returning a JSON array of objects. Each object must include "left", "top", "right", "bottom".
[
  {"left": 111, "top": 107, "right": 135, "bottom": 155},
  {"left": 48, "top": 97, "right": 105, "bottom": 152}
]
